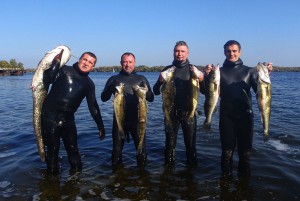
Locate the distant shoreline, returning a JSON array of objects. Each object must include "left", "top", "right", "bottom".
[{"left": 25, "top": 66, "right": 300, "bottom": 73}]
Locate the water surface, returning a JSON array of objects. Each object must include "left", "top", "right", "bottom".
[{"left": 0, "top": 72, "right": 299, "bottom": 200}]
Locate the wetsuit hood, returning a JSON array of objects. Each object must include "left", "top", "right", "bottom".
[
  {"left": 223, "top": 58, "right": 243, "bottom": 68},
  {"left": 172, "top": 59, "right": 190, "bottom": 68},
  {"left": 74, "top": 62, "right": 89, "bottom": 76}
]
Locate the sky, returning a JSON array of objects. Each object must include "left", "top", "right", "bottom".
[{"left": 1, "top": 0, "right": 300, "bottom": 68}]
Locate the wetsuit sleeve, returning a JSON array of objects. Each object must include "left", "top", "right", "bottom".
[
  {"left": 101, "top": 77, "right": 115, "bottom": 102},
  {"left": 142, "top": 78, "right": 154, "bottom": 102},
  {"left": 153, "top": 78, "right": 163, "bottom": 95},
  {"left": 86, "top": 83, "right": 104, "bottom": 130},
  {"left": 250, "top": 68, "right": 258, "bottom": 93},
  {"left": 43, "top": 61, "right": 61, "bottom": 86}
]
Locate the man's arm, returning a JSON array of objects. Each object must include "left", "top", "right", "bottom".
[
  {"left": 87, "top": 85, "right": 105, "bottom": 140},
  {"left": 43, "top": 50, "right": 64, "bottom": 86},
  {"left": 101, "top": 77, "right": 115, "bottom": 102}
]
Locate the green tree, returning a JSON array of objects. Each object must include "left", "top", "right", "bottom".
[
  {"left": 0, "top": 60, "right": 10, "bottom": 69},
  {"left": 10, "top": 59, "right": 18, "bottom": 69},
  {"left": 17, "top": 62, "right": 24, "bottom": 69}
]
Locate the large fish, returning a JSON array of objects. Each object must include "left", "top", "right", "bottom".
[
  {"left": 31, "top": 45, "right": 71, "bottom": 161},
  {"left": 132, "top": 84, "right": 148, "bottom": 154},
  {"left": 203, "top": 64, "right": 220, "bottom": 131},
  {"left": 188, "top": 65, "right": 201, "bottom": 118},
  {"left": 161, "top": 66, "right": 176, "bottom": 133},
  {"left": 256, "top": 62, "right": 272, "bottom": 142},
  {"left": 113, "top": 83, "right": 126, "bottom": 140}
]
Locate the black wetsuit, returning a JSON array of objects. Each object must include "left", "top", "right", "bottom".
[
  {"left": 203, "top": 58, "right": 257, "bottom": 174},
  {"left": 153, "top": 60, "right": 198, "bottom": 166},
  {"left": 101, "top": 70, "right": 154, "bottom": 167},
  {"left": 42, "top": 62, "right": 104, "bottom": 174}
]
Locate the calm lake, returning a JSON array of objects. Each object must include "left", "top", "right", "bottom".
[{"left": 0, "top": 72, "right": 299, "bottom": 201}]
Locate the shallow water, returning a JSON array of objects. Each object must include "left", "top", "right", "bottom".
[{"left": 0, "top": 72, "right": 299, "bottom": 200}]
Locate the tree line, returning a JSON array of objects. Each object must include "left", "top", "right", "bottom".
[
  {"left": 0, "top": 59, "right": 24, "bottom": 70},
  {"left": 16, "top": 64, "right": 300, "bottom": 73}
]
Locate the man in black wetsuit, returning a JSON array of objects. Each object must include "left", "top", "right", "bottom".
[
  {"left": 42, "top": 51, "right": 105, "bottom": 174},
  {"left": 203, "top": 40, "right": 272, "bottom": 176},
  {"left": 153, "top": 41, "right": 204, "bottom": 167},
  {"left": 101, "top": 52, "right": 154, "bottom": 168}
]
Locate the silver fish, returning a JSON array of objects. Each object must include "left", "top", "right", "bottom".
[
  {"left": 188, "top": 65, "right": 201, "bottom": 118},
  {"left": 161, "top": 66, "right": 176, "bottom": 133},
  {"left": 203, "top": 64, "right": 220, "bottom": 130},
  {"left": 31, "top": 45, "right": 71, "bottom": 161},
  {"left": 132, "top": 84, "right": 148, "bottom": 154},
  {"left": 113, "top": 83, "right": 125, "bottom": 140},
  {"left": 256, "top": 62, "right": 272, "bottom": 142}
]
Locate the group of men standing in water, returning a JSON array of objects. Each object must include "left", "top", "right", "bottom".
[{"left": 41, "top": 40, "right": 273, "bottom": 176}]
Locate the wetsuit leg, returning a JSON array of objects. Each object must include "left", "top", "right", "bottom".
[
  {"left": 61, "top": 121, "right": 82, "bottom": 171},
  {"left": 181, "top": 115, "right": 198, "bottom": 167},
  {"left": 164, "top": 113, "right": 179, "bottom": 165},
  {"left": 112, "top": 118, "right": 125, "bottom": 167},
  {"left": 219, "top": 112, "right": 236, "bottom": 174},
  {"left": 237, "top": 111, "right": 253, "bottom": 175},
  {"left": 42, "top": 118, "right": 61, "bottom": 174}
]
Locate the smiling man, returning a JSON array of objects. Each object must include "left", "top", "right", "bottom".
[
  {"left": 101, "top": 52, "right": 154, "bottom": 169},
  {"left": 203, "top": 40, "right": 273, "bottom": 176},
  {"left": 153, "top": 41, "right": 204, "bottom": 168}
]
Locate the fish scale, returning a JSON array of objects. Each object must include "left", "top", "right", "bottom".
[
  {"left": 256, "top": 62, "right": 272, "bottom": 142},
  {"left": 31, "top": 45, "right": 71, "bottom": 161},
  {"left": 203, "top": 65, "right": 220, "bottom": 131},
  {"left": 132, "top": 84, "right": 148, "bottom": 153}
]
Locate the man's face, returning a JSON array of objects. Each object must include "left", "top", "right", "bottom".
[
  {"left": 174, "top": 45, "right": 189, "bottom": 63},
  {"left": 121, "top": 54, "right": 135, "bottom": 74},
  {"left": 224, "top": 44, "right": 241, "bottom": 62},
  {"left": 78, "top": 54, "right": 96, "bottom": 73}
]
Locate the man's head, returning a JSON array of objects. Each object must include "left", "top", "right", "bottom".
[
  {"left": 120, "top": 52, "right": 136, "bottom": 74},
  {"left": 224, "top": 40, "right": 241, "bottom": 62},
  {"left": 173, "top": 41, "right": 189, "bottom": 63},
  {"left": 78, "top": 52, "right": 97, "bottom": 73}
]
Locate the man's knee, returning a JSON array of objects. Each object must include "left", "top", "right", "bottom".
[{"left": 221, "top": 149, "right": 233, "bottom": 173}]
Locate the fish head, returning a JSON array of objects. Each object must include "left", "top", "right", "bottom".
[
  {"left": 210, "top": 64, "right": 220, "bottom": 83},
  {"left": 115, "top": 83, "right": 125, "bottom": 94},
  {"left": 132, "top": 84, "right": 148, "bottom": 99},
  {"left": 132, "top": 84, "right": 140, "bottom": 92},
  {"left": 257, "top": 62, "right": 271, "bottom": 84},
  {"left": 55, "top": 45, "right": 71, "bottom": 67},
  {"left": 161, "top": 66, "right": 176, "bottom": 82},
  {"left": 31, "top": 45, "right": 71, "bottom": 91}
]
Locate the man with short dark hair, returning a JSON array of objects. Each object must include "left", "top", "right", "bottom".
[
  {"left": 101, "top": 52, "right": 154, "bottom": 169},
  {"left": 42, "top": 52, "right": 105, "bottom": 174},
  {"left": 204, "top": 40, "right": 272, "bottom": 176},
  {"left": 153, "top": 41, "right": 204, "bottom": 167}
]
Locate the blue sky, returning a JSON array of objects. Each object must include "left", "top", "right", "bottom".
[{"left": 1, "top": 0, "right": 299, "bottom": 68}]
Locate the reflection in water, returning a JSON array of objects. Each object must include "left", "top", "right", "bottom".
[
  {"left": 37, "top": 170, "right": 81, "bottom": 200},
  {"left": 219, "top": 174, "right": 253, "bottom": 201},
  {"left": 107, "top": 167, "right": 152, "bottom": 200},
  {"left": 159, "top": 167, "right": 198, "bottom": 200}
]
